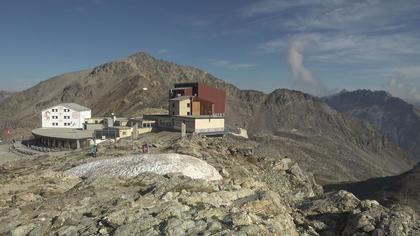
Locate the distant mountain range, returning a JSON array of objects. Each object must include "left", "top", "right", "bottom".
[
  {"left": 0, "top": 52, "right": 414, "bottom": 184},
  {"left": 0, "top": 90, "right": 15, "bottom": 102},
  {"left": 325, "top": 89, "right": 420, "bottom": 162}
]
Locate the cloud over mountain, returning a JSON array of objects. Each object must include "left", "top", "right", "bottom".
[{"left": 286, "top": 37, "right": 327, "bottom": 96}]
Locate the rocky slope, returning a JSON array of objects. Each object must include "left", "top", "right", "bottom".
[
  {"left": 326, "top": 163, "right": 420, "bottom": 215},
  {"left": 1, "top": 133, "right": 419, "bottom": 236},
  {"left": 0, "top": 53, "right": 414, "bottom": 184},
  {"left": 0, "top": 90, "right": 15, "bottom": 103},
  {"left": 247, "top": 89, "right": 413, "bottom": 184},
  {"left": 325, "top": 89, "right": 420, "bottom": 161}
]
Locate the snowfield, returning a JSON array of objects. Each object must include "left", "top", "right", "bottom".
[{"left": 67, "top": 153, "right": 223, "bottom": 181}]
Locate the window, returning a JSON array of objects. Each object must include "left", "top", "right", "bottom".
[
  {"left": 172, "top": 103, "right": 175, "bottom": 108},
  {"left": 172, "top": 112, "right": 175, "bottom": 115},
  {"left": 64, "top": 116, "right": 70, "bottom": 119},
  {"left": 187, "top": 112, "right": 190, "bottom": 115},
  {"left": 187, "top": 103, "right": 190, "bottom": 107}
]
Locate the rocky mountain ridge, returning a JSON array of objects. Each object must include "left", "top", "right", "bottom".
[
  {"left": 325, "top": 89, "right": 420, "bottom": 161},
  {"left": 0, "top": 53, "right": 414, "bottom": 184},
  {"left": 0, "top": 90, "right": 15, "bottom": 102}
]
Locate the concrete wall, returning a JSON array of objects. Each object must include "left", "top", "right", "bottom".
[
  {"left": 173, "top": 118, "right": 195, "bottom": 132},
  {"left": 144, "top": 115, "right": 224, "bottom": 135},
  {"left": 42, "top": 105, "right": 91, "bottom": 129},
  {"left": 79, "top": 111, "right": 92, "bottom": 128},
  {"left": 138, "top": 127, "right": 153, "bottom": 134},
  {"left": 118, "top": 128, "right": 133, "bottom": 138},
  {"left": 85, "top": 123, "right": 104, "bottom": 130},
  {"left": 195, "top": 118, "right": 225, "bottom": 133},
  {"left": 86, "top": 117, "right": 104, "bottom": 124}
]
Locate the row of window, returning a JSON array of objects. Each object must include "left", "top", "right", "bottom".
[
  {"left": 171, "top": 103, "right": 191, "bottom": 108},
  {"left": 52, "top": 122, "right": 72, "bottom": 126},
  {"left": 52, "top": 116, "right": 70, "bottom": 119},
  {"left": 51, "top": 108, "right": 71, "bottom": 112}
]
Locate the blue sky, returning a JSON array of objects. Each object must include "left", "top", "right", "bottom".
[{"left": 1, "top": 0, "right": 420, "bottom": 102}]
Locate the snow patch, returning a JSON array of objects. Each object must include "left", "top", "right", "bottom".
[{"left": 67, "top": 153, "right": 222, "bottom": 181}]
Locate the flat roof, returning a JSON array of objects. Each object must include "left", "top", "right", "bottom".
[
  {"left": 144, "top": 114, "right": 225, "bottom": 120},
  {"left": 170, "top": 96, "right": 193, "bottom": 101},
  {"left": 171, "top": 87, "right": 192, "bottom": 90},
  {"left": 32, "top": 128, "right": 93, "bottom": 140},
  {"left": 45, "top": 103, "right": 91, "bottom": 112}
]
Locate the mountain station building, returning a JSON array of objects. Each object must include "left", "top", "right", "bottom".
[
  {"left": 144, "top": 83, "right": 226, "bottom": 136},
  {"left": 41, "top": 103, "right": 91, "bottom": 129}
]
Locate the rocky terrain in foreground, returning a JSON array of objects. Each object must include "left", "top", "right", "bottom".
[
  {"left": 1, "top": 132, "right": 419, "bottom": 236},
  {"left": 326, "top": 163, "right": 420, "bottom": 216}
]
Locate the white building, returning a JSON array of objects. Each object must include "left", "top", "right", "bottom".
[{"left": 41, "top": 103, "right": 91, "bottom": 129}]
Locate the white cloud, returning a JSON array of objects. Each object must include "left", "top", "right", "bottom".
[
  {"left": 385, "top": 66, "right": 420, "bottom": 103},
  {"left": 249, "top": 0, "right": 420, "bottom": 63},
  {"left": 242, "top": 0, "right": 420, "bottom": 32},
  {"left": 286, "top": 37, "right": 327, "bottom": 96},
  {"left": 158, "top": 49, "right": 171, "bottom": 55},
  {"left": 210, "top": 60, "right": 256, "bottom": 71},
  {"left": 241, "top": 0, "right": 320, "bottom": 17},
  {"left": 242, "top": 0, "right": 420, "bottom": 95},
  {"left": 258, "top": 33, "right": 420, "bottom": 64},
  {"left": 388, "top": 78, "right": 420, "bottom": 103}
]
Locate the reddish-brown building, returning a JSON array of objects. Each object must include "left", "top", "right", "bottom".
[
  {"left": 170, "top": 83, "right": 226, "bottom": 115},
  {"left": 145, "top": 82, "right": 226, "bottom": 136}
]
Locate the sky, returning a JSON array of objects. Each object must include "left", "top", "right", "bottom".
[{"left": 1, "top": 0, "right": 420, "bottom": 103}]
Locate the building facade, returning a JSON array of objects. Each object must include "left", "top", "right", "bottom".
[
  {"left": 144, "top": 115, "right": 225, "bottom": 135},
  {"left": 171, "top": 82, "right": 226, "bottom": 116},
  {"left": 41, "top": 103, "right": 91, "bottom": 129},
  {"left": 145, "top": 82, "right": 226, "bottom": 136}
]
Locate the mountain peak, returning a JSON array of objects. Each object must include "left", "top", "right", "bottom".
[
  {"left": 127, "top": 52, "right": 156, "bottom": 60},
  {"left": 325, "top": 88, "right": 420, "bottom": 161}
]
